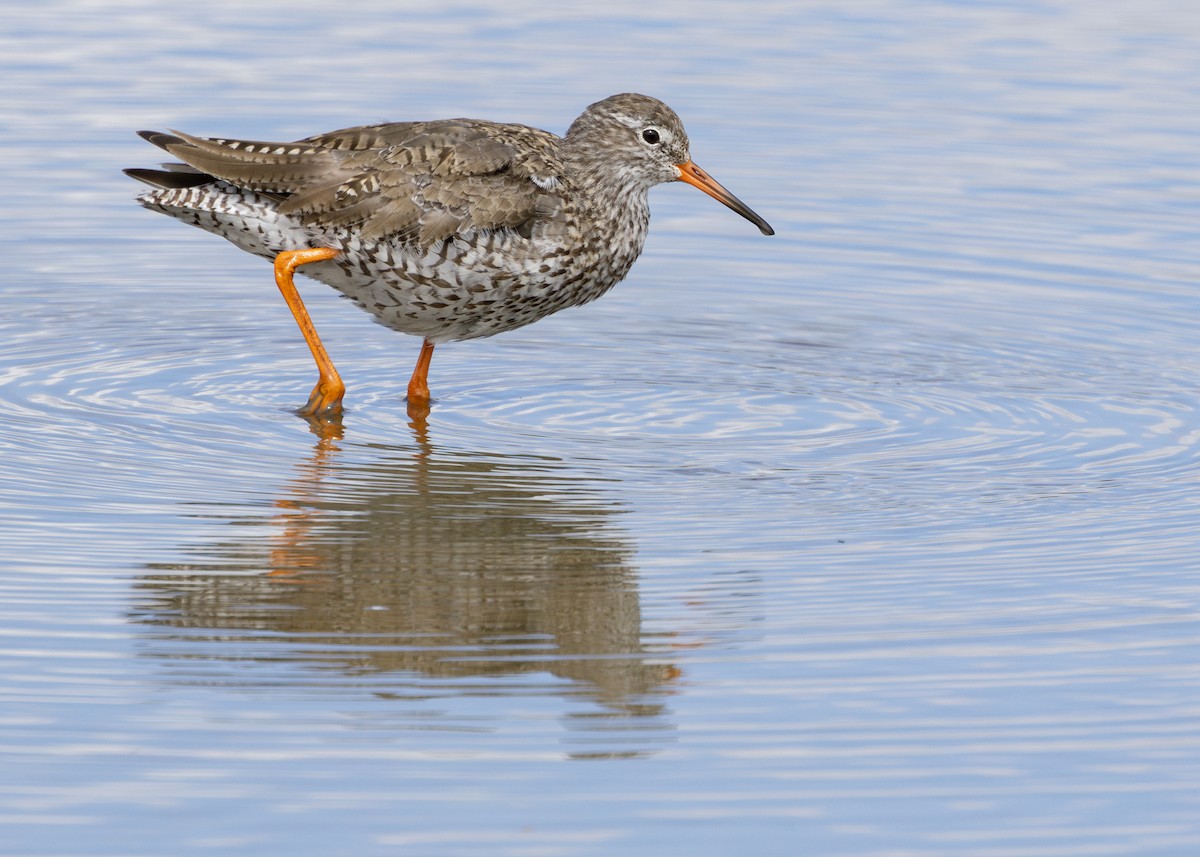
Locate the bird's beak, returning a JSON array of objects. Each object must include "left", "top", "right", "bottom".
[{"left": 676, "top": 161, "right": 774, "bottom": 236}]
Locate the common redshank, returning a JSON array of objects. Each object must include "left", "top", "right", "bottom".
[{"left": 126, "top": 93, "right": 773, "bottom": 418}]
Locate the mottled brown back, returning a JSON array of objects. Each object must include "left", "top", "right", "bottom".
[{"left": 148, "top": 119, "right": 568, "bottom": 247}]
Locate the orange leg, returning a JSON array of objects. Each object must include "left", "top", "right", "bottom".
[
  {"left": 407, "top": 338, "right": 435, "bottom": 405},
  {"left": 272, "top": 248, "right": 344, "bottom": 417}
]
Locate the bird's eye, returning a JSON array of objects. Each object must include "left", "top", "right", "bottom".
[{"left": 641, "top": 128, "right": 661, "bottom": 145}]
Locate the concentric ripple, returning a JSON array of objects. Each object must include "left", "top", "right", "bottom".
[{"left": 5, "top": 1, "right": 1200, "bottom": 853}]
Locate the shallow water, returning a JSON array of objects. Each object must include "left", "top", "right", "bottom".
[{"left": 2, "top": 1, "right": 1200, "bottom": 855}]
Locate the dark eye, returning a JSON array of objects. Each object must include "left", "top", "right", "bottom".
[{"left": 641, "top": 128, "right": 661, "bottom": 145}]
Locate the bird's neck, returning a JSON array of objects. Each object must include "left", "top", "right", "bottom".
[
  {"left": 567, "top": 156, "right": 651, "bottom": 243},
  {"left": 579, "top": 182, "right": 651, "bottom": 283}
]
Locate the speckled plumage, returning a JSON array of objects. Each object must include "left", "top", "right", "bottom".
[{"left": 126, "top": 93, "right": 773, "bottom": 413}]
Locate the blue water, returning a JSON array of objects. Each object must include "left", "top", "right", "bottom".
[{"left": 1, "top": 1, "right": 1199, "bottom": 855}]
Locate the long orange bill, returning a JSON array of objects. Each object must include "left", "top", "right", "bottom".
[{"left": 676, "top": 160, "right": 774, "bottom": 236}]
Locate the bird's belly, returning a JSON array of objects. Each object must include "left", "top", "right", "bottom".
[
  {"left": 139, "top": 183, "right": 634, "bottom": 342},
  {"left": 305, "top": 231, "right": 626, "bottom": 342}
]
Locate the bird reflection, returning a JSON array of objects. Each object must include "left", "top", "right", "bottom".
[{"left": 132, "top": 422, "right": 679, "bottom": 753}]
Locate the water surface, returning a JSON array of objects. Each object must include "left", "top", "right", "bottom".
[{"left": 2, "top": 2, "right": 1199, "bottom": 855}]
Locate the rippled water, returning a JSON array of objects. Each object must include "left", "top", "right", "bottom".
[{"left": 2, "top": 1, "right": 1200, "bottom": 855}]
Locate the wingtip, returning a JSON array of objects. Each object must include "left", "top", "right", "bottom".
[
  {"left": 137, "top": 129, "right": 186, "bottom": 151},
  {"left": 123, "top": 165, "right": 215, "bottom": 189},
  {"left": 123, "top": 167, "right": 165, "bottom": 187}
]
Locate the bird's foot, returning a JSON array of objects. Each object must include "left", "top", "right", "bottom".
[
  {"left": 405, "top": 394, "right": 431, "bottom": 426},
  {"left": 299, "top": 378, "right": 345, "bottom": 418}
]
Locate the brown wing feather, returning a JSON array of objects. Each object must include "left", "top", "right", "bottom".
[
  {"left": 296, "top": 120, "right": 567, "bottom": 246},
  {"left": 155, "top": 120, "right": 567, "bottom": 247},
  {"left": 159, "top": 131, "right": 343, "bottom": 193}
]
